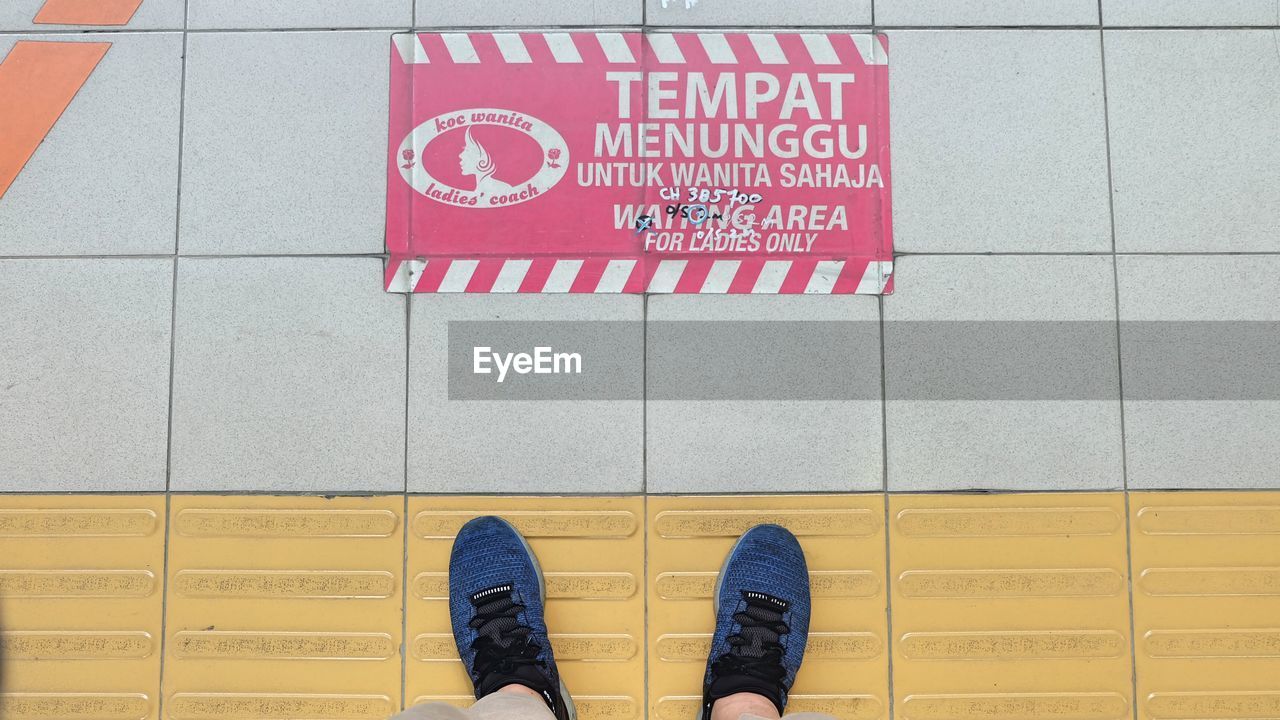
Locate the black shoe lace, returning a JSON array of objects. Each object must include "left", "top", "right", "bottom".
[
  {"left": 468, "top": 585, "right": 546, "bottom": 681},
  {"left": 710, "top": 591, "right": 791, "bottom": 686}
]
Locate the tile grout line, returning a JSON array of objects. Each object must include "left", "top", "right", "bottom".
[
  {"left": 156, "top": 0, "right": 192, "bottom": 715},
  {"left": 877, "top": 296, "right": 889, "bottom": 497},
  {"left": 11, "top": 250, "right": 1280, "bottom": 262},
  {"left": 401, "top": 492, "right": 411, "bottom": 710},
  {"left": 401, "top": 294, "right": 412, "bottom": 710},
  {"left": 1122, "top": 490, "right": 1141, "bottom": 720},
  {"left": 882, "top": 497, "right": 897, "bottom": 720},
  {"left": 641, "top": 0, "right": 648, "bottom": 496},
  {"left": 6, "top": 24, "right": 1280, "bottom": 34},
  {"left": 1096, "top": 6, "right": 1140, "bottom": 715},
  {"left": 641, "top": 293, "right": 648, "bottom": 495},
  {"left": 641, "top": 494, "right": 650, "bottom": 720},
  {"left": 1096, "top": 3, "right": 1132, "bottom": 495},
  {"left": 10, "top": 487, "right": 1268, "bottom": 497},
  {"left": 639, "top": 5, "right": 647, "bottom": 711},
  {"left": 156, "top": 493, "right": 174, "bottom": 720},
  {"left": 877, "top": 292, "right": 896, "bottom": 720}
]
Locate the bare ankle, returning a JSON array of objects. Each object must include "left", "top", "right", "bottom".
[{"left": 710, "top": 692, "right": 782, "bottom": 720}]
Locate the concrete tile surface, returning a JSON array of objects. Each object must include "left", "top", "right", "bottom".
[
  {"left": 646, "top": 295, "right": 883, "bottom": 494},
  {"left": 189, "top": 0, "right": 412, "bottom": 29},
  {"left": 0, "top": 34, "right": 182, "bottom": 256},
  {"left": 887, "top": 30, "right": 1112, "bottom": 252},
  {"left": 1103, "top": 0, "right": 1280, "bottom": 26},
  {"left": 1106, "top": 30, "right": 1280, "bottom": 252},
  {"left": 883, "top": 255, "right": 1125, "bottom": 491},
  {"left": 1118, "top": 255, "right": 1280, "bottom": 489},
  {"left": 178, "top": 31, "right": 389, "bottom": 255},
  {"left": 0, "top": 259, "right": 172, "bottom": 491},
  {"left": 644, "top": 0, "right": 871, "bottom": 26},
  {"left": 169, "top": 257, "right": 405, "bottom": 492},
  {"left": 408, "top": 294, "right": 644, "bottom": 494},
  {"left": 416, "top": 0, "right": 642, "bottom": 26},
  {"left": 877, "top": 0, "right": 1099, "bottom": 26},
  {"left": 0, "top": 0, "right": 184, "bottom": 30},
  {"left": 1, "top": 12, "right": 1277, "bottom": 504}
]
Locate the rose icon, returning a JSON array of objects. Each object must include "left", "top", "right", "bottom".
[
  {"left": 546, "top": 148, "right": 562, "bottom": 169},
  {"left": 401, "top": 148, "right": 416, "bottom": 170}
]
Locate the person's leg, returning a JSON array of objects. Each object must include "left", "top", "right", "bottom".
[
  {"left": 386, "top": 686, "right": 557, "bottom": 720},
  {"left": 738, "top": 714, "right": 838, "bottom": 720},
  {"left": 464, "top": 685, "right": 560, "bottom": 719},
  {"left": 436, "top": 516, "right": 575, "bottom": 720},
  {"left": 699, "top": 525, "right": 814, "bottom": 720},
  {"left": 385, "top": 701, "right": 469, "bottom": 720},
  {"left": 712, "top": 692, "right": 784, "bottom": 719}
]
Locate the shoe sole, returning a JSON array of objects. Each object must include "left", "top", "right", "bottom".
[{"left": 493, "top": 517, "right": 578, "bottom": 720}]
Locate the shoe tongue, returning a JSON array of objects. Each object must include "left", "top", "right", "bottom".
[
  {"left": 474, "top": 597, "right": 523, "bottom": 646},
  {"left": 472, "top": 585, "right": 528, "bottom": 648},
  {"left": 735, "top": 601, "right": 783, "bottom": 659}
]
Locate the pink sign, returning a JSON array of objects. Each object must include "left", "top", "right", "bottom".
[{"left": 385, "top": 32, "right": 893, "bottom": 294}]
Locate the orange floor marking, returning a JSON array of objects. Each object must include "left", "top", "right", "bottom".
[
  {"left": 0, "top": 41, "right": 109, "bottom": 199},
  {"left": 33, "top": 0, "right": 144, "bottom": 26}
]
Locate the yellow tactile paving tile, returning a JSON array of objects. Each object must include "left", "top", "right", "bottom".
[
  {"left": 888, "top": 493, "right": 1133, "bottom": 720},
  {"left": 162, "top": 496, "right": 404, "bottom": 720},
  {"left": 0, "top": 495, "right": 166, "bottom": 720},
  {"left": 405, "top": 496, "right": 646, "bottom": 720},
  {"left": 1130, "top": 492, "right": 1280, "bottom": 720},
  {"left": 647, "top": 495, "right": 889, "bottom": 720}
]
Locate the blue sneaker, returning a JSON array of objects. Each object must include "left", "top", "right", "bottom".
[
  {"left": 701, "top": 524, "right": 811, "bottom": 720},
  {"left": 449, "top": 516, "right": 575, "bottom": 720}
]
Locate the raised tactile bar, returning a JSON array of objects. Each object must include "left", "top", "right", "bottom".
[
  {"left": 889, "top": 494, "right": 1133, "bottom": 720},
  {"left": 162, "top": 496, "right": 404, "bottom": 718},
  {"left": 647, "top": 495, "right": 889, "bottom": 720},
  {"left": 405, "top": 496, "right": 645, "bottom": 720},
  {"left": 0, "top": 495, "right": 166, "bottom": 720}
]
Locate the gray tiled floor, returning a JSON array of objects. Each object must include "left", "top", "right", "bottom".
[
  {"left": 418, "top": 0, "right": 642, "bottom": 27},
  {"left": 0, "top": 259, "right": 173, "bottom": 491},
  {"left": 1101, "top": 0, "right": 1280, "bottom": 26},
  {"left": 0, "top": 0, "right": 184, "bottom": 30},
  {"left": 876, "top": 0, "right": 1100, "bottom": 26},
  {"left": 0, "top": 33, "right": 182, "bottom": 256},
  {"left": 169, "top": 257, "right": 405, "bottom": 492},
  {"left": 645, "top": 0, "right": 872, "bottom": 26},
  {"left": 178, "top": 31, "right": 390, "bottom": 255},
  {"left": 1106, "top": 30, "right": 1280, "bottom": 252},
  {"left": 883, "top": 255, "right": 1125, "bottom": 491},
  {"left": 646, "top": 295, "right": 883, "bottom": 494},
  {"left": 887, "top": 30, "right": 1112, "bottom": 253},
  {"left": 187, "top": 0, "right": 413, "bottom": 29},
  {"left": 408, "top": 294, "right": 644, "bottom": 493},
  {"left": 1118, "top": 255, "right": 1280, "bottom": 489},
  {"left": 1, "top": 1, "right": 1278, "bottom": 495}
]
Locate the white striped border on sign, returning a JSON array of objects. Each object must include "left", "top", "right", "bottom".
[
  {"left": 385, "top": 258, "right": 893, "bottom": 295},
  {"left": 392, "top": 32, "right": 889, "bottom": 67}
]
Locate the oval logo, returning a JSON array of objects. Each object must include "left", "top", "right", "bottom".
[{"left": 398, "top": 108, "right": 569, "bottom": 209}]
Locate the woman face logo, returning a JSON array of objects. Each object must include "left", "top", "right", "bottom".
[
  {"left": 458, "top": 127, "right": 496, "bottom": 179},
  {"left": 400, "top": 107, "right": 569, "bottom": 209}
]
